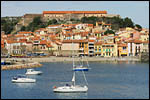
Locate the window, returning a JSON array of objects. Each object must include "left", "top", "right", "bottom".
[
  {"left": 106, "top": 49, "right": 108, "bottom": 52},
  {"left": 123, "top": 47, "right": 126, "bottom": 50},
  {"left": 95, "top": 49, "right": 97, "bottom": 52},
  {"left": 99, "top": 49, "right": 101, "bottom": 52}
]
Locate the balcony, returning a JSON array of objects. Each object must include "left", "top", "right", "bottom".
[{"left": 79, "top": 48, "right": 84, "bottom": 50}]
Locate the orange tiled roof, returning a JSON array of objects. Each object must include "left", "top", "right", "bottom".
[
  {"left": 48, "top": 25, "right": 60, "bottom": 27},
  {"left": 43, "top": 11, "right": 107, "bottom": 14},
  {"left": 26, "top": 42, "right": 33, "bottom": 44},
  {"left": 33, "top": 36, "right": 40, "bottom": 41},
  {"left": 142, "top": 40, "right": 149, "bottom": 43},
  {"left": 94, "top": 41, "right": 103, "bottom": 45},
  {"left": 1, "top": 40, "right": 5, "bottom": 48},
  {"left": 19, "top": 39, "right": 27, "bottom": 42},
  {"left": 46, "top": 43, "right": 53, "bottom": 48},
  {"left": 118, "top": 43, "right": 127, "bottom": 47},
  {"left": 15, "top": 34, "right": 24, "bottom": 37},
  {"left": 18, "top": 31, "right": 33, "bottom": 34},
  {"left": 126, "top": 39, "right": 142, "bottom": 43},
  {"left": 87, "top": 24, "right": 93, "bottom": 27},
  {"left": 40, "top": 40, "right": 47, "bottom": 45},
  {"left": 6, "top": 40, "right": 18, "bottom": 44},
  {"left": 62, "top": 39, "right": 88, "bottom": 43},
  {"left": 104, "top": 24, "right": 111, "bottom": 26},
  {"left": 88, "top": 39, "right": 95, "bottom": 42}
]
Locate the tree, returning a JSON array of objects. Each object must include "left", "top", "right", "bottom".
[
  {"left": 47, "top": 19, "right": 58, "bottom": 25},
  {"left": 32, "top": 16, "right": 42, "bottom": 25},
  {"left": 123, "top": 17, "right": 134, "bottom": 28},
  {"left": 51, "top": 19, "right": 58, "bottom": 24},
  {"left": 20, "top": 26, "right": 26, "bottom": 31},
  {"left": 81, "top": 17, "right": 88, "bottom": 23},
  {"left": 135, "top": 24, "right": 142, "bottom": 31},
  {"left": 104, "top": 29, "right": 115, "bottom": 35}
]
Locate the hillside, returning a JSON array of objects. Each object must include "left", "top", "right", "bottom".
[{"left": 1, "top": 16, "right": 142, "bottom": 34}]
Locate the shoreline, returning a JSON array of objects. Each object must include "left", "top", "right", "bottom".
[
  {"left": 2, "top": 56, "right": 141, "bottom": 63},
  {"left": 1, "top": 56, "right": 146, "bottom": 70}
]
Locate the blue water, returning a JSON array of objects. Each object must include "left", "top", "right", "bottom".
[{"left": 1, "top": 62, "right": 149, "bottom": 99}]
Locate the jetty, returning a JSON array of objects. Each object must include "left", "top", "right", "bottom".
[{"left": 1, "top": 62, "right": 42, "bottom": 70}]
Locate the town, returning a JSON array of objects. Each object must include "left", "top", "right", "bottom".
[
  {"left": 1, "top": 2, "right": 149, "bottom": 99},
  {"left": 1, "top": 11, "right": 149, "bottom": 59}
]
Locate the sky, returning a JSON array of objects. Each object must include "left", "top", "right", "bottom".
[{"left": 1, "top": 1, "right": 149, "bottom": 28}]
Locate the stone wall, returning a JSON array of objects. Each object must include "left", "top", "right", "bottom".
[
  {"left": 140, "top": 52, "right": 149, "bottom": 62},
  {"left": 22, "top": 14, "right": 42, "bottom": 26}
]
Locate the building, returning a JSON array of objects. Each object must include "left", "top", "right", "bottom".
[
  {"left": 126, "top": 39, "right": 143, "bottom": 56},
  {"left": 101, "top": 43, "right": 118, "bottom": 57},
  {"left": 43, "top": 11, "right": 107, "bottom": 21},
  {"left": 118, "top": 43, "right": 128, "bottom": 56},
  {"left": 94, "top": 41, "right": 103, "bottom": 56},
  {"left": 61, "top": 40, "right": 79, "bottom": 56}
]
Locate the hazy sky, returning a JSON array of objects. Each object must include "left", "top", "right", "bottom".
[{"left": 1, "top": 1, "right": 149, "bottom": 28}]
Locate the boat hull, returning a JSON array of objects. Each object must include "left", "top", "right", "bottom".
[
  {"left": 53, "top": 86, "right": 88, "bottom": 93},
  {"left": 73, "top": 68, "right": 89, "bottom": 71},
  {"left": 25, "top": 71, "right": 42, "bottom": 75},
  {"left": 1, "top": 62, "right": 5, "bottom": 65},
  {"left": 12, "top": 78, "right": 36, "bottom": 83}
]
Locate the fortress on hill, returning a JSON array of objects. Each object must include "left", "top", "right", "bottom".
[
  {"left": 2, "top": 11, "right": 120, "bottom": 31},
  {"left": 21, "top": 11, "right": 120, "bottom": 26}
]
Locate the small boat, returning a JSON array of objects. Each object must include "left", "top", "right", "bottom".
[
  {"left": 73, "top": 65, "right": 89, "bottom": 71},
  {"left": 1, "top": 60, "right": 5, "bottom": 65},
  {"left": 25, "top": 69, "right": 42, "bottom": 75},
  {"left": 12, "top": 75, "right": 36, "bottom": 83},
  {"left": 73, "top": 56, "right": 90, "bottom": 71},
  {"left": 53, "top": 72, "right": 88, "bottom": 93}
]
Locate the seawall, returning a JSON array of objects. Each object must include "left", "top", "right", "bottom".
[{"left": 1, "top": 62, "right": 42, "bottom": 70}]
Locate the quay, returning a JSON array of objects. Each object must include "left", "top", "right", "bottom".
[
  {"left": 2, "top": 56, "right": 140, "bottom": 63},
  {"left": 1, "top": 62, "right": 42, "bottom": 70}
]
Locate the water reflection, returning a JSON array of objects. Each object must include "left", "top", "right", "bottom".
[
  {"left": 54, "top": 92, "right": 88, "bottom": 99},
  {"left": 13, "top": 83, "right": 36, "bottom": 89}
]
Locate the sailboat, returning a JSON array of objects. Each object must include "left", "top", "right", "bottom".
[
  {"left": 53, "top": 39, "right": 88, "bottom": 93},
  {"left": 53, "top": 71, "right": 88, "bottom": 93},
  {"left": 73, "top": 56, "right": 90, "bottom": 71}
]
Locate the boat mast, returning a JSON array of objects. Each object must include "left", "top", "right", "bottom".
[
  {"left": 85, "top": 56, "right": 89, "bottom": 68},
  {"left": 82, "top": 71, "right": 88, "bottom": 86},
  {"left": 72, "top": 72, "right": 76, "bottom": 86},
  {"left": 72, "top": 40, "right": 75, "bottom": 68}
]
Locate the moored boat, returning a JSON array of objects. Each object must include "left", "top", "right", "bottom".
[
  {"left": 53, "top": 72, "right": 88, "bottom": 93},
  {"left": 12, "top": 75, "right": 36, "bottom": 83},
  {"left": 25, "top": 69, "right": 42, "bottom": 75}
]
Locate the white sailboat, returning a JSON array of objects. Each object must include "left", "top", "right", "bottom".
[
  {"left": 73, "top": 56, "right": 90, "bottom": 71},
  {"left": 53, "top": 71, "right": 88, "bottom": 93},
  {"left": 53, "top": 38, "right": 88, "bottom": 93}
]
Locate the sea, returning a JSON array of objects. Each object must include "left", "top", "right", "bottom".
[{"left": 1, "top": 61, "right": 149, "bottom": 99}]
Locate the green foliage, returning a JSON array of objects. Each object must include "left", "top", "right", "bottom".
[
  {"left": 20, "top": 26, "right": 26, "bottom": 31},
  {"left": 1, "top": 18, "right": 19, "bottom": 34},
  {"left": 123, "top": 17, "right": 134, "bottom": 28},
  {"left": 135, "top": 24, "right": 142, "bottom": 31},
  {"left": 104, "top": 29, "right": 115, "bottom": 35},
  {"left": 33, "top": 16, "right": 42, "bottom": 25},
  {"left": 22, "top": 16, "right": 48, "bottom": 32},
  {"left": 47, "top": 19, "right": 58, "bottom": 25},
  {"left": 81, "top": 16, "right": 98, "bottom": 25}
]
